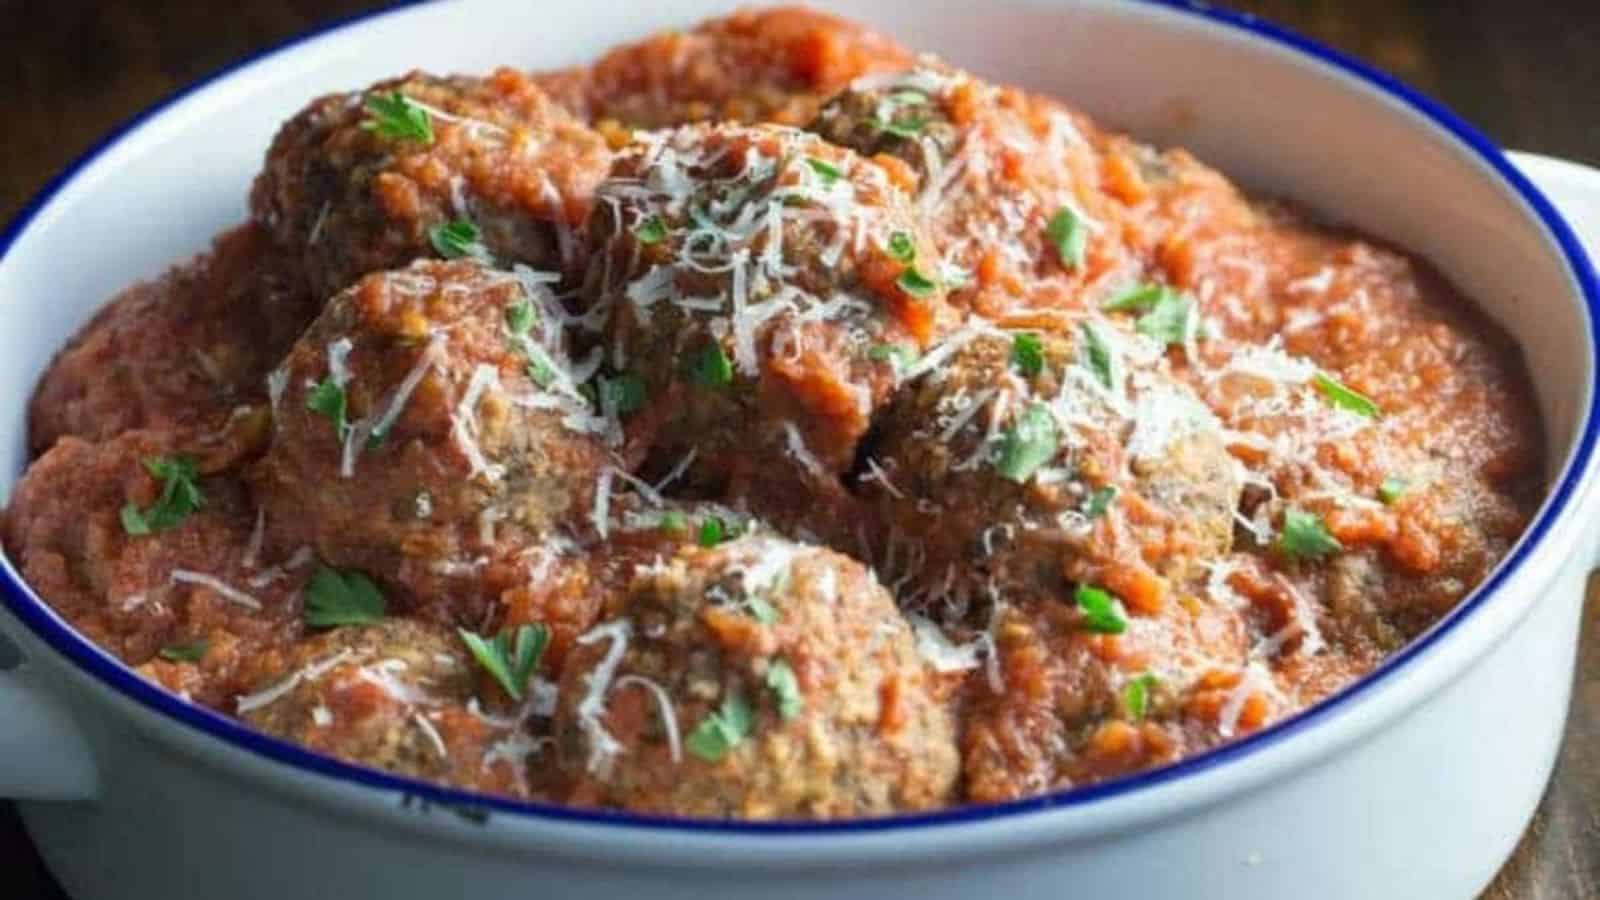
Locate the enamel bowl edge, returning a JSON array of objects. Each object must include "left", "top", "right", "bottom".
[{"left": 1, "top": 2, "right": 1597, "bottom": 898}]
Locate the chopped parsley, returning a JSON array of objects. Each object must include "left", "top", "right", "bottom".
[
  {"left": 869, "top": 343, "right": 918, "bottom": 372},
  {"left": 597, "top": 373, "right": 647, "bottom": 415},
  {"left": 1011, "top": 332, "right": 1044, "bottom": 377},
  {"left": 1102, "top": 284, "right": 1198, "bottom": 346},
  {"left": 699, "top": 516, "right": 729, "bottom": 547},
  {"left": 1075, "top": 584, "right": 1128, "bottom": 634},
  {"left": 1312, "top": 372, "right": 1380, "bottom": 419},
  {"left": 687, "top": 342, "right": 733, "bottom": 389},
  {"left": 158, "top": 639, "right": 209, "bottom": 664},
  {"left": 427, "top": 220, "right": 493, "bottom": 264},
  {"left": 887, "top": 231, "right": 916, "bottom": 263},
  {"left": 1082, "top": 485, "right": 1117, "bottom": 518},
  {"left": 995, "top": 402, "right": 1059, "bottom": 484},
  {"left": 740, "top": 593, "right": 780, "bottom": 625},
  {"left": 633, "top": 215, "right": 668, "bottom": 244},
  {"left": 896, "top": 267, "right": 938, "bottom": 299},
  {"left": 504, "top": 298, "right": 537, "bottom": 336},
  {"left": 120, "top": 455, "right": 204, "bottom": 536},
  {"left": 659, "top": 510, "right": 689, "bottom": 533},
  {"left": 362, "top": 91, "right": 433, "bottom": 143},
  {"left": 527, "top": 358, "right": 555, "bottom": 389},
  {"left": 1122, "top": 672, "right": 1159, "bottom": 722},
  {"left": 1103, "top": 283, "right": 1166, "bottom": 312},
  {"left": 805, "top": 157, "right": 843, "bottom": 185},
  {"left": 304, "top": 565, "right": 386, "bottom": 628},
  {"left": 1275, "top": 508, "right": 1343, "bottom": 561},
  {"left": 765, "top": 659, "right": 802, "bottom": 720},
  {"left": 1378, "top": 475, "right": 1408, "bottom": 504},
  {"left": 1046, "top": 207, "right": 1088, "bottom": 270},
  {"left": 872, "top": 116, "right": 927, "bottom": 139},
  {"left": 685, "top": 692, "right": 754, "bottom": 762},
  {"left": 305, "top": 377, "right": 349, "bottom": 437},
  {"left": 1080, "top": 321, "right": 1117, "bottom": 389},
  {"left": 459, "top": 623, "right": 549, "bottom": 701}
]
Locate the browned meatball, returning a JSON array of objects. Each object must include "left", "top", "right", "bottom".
[
  {"left": 252, "top": 259, "right": 610, "bottom": 626},
  {"left": 251, "top": 68, "right": 611, "bottom": 298},
  {"left": 27, "top": 223, "right": 316, "bottom": 457},
  {"left": 3, "top": 426, "right": 307, "bottom": 709},
  {"left": 546, "top": 7, "right": 913, "bottom": 129},
  {"left": 862, "top": 328, "right": 1240, "bottom": 620},
  {"left": 582, "top": 123, "right": 958, "bottom": 533},
  {"left": 551, "top": 535, "right": 958, "bottom": 818},
  {"left": 237, "top": 618, "right": 537, "bottom": 798}
]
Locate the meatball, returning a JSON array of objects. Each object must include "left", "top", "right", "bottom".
[
  {"left": 583, "top": 123, "right": 958, "bottom": 530},
  {"left": 3, "top": 427, "right": 307, "bottom": 709},
  {"left": 862, "top": 328, "right": 1241, "bottom": 620},
  {"left": 238, "top": 618, "right": 536, "bottom": 797},
  {"left": 252, "top": 260, "right": 609, "bottom": 626},
  {"left": 809, "top": 67, "right": 1140, "bottom": 317},
  {"left": 552, "top": 535, "right": 958, "bottom": 818},
  {"left": 251, "top": 68, "right": 611, "bottom": 299},
  {"left": 550, "top": 7, "right": 912, "bottom": 129},
  {"left": 27, "top": 223, "right": 315, "bottom": 457}
]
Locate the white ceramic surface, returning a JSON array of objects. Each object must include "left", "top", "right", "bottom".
[{"left": 1, "top": 2, "right": 1597, "bottom": 899}]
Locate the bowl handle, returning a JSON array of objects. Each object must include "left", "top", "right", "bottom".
[{"left": 0, "top": 634, "right": 99, "bottom": 801}]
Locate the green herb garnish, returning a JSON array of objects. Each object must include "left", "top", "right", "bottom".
[
  {"left": 1103, "top": 283, "right": 1166, "bottom": 312},
  {"left": 685, "top": 692, "right": 755, "bottom": 762},
  {"left": 872, "top": 117, "right": 927, "bottom": 139},
  {"left": 158, "top": 639, "right": 209, "bottom": 664},
  {"left": 869, "top": 343, "right": 918, "bottom": 372},
  {"left": 699, "top": 516, "right": 728, "bottom": 547},
  {"left": 362, "top": 91, "right": 433, "bottom": 143},
  {"left": 120, "top": 455, "right": 204, "bottom": 536},
  {"left": 305, "top": 565, "right": 386, "bottom": 628},
  {"left": 427, "top": 220, "right": 493, "bottom": 263},
  {"left": 765, "top": 659, "right": 802, "bottom": 720},
  {"left": 687, "top": 342, "right": 733, "bottom": 389},
  {"left": 1102, "top": 284, "right": 1197, "bottom": 346},
  {"left": 896, "top": 267, "right": 938, "bottom": 298},
  {"left": 1083, "top": 485, "right": 1117, "bottom": 518},
  {"left": 1075, "top": 584, "right": 1127, "bottom": 634},
  {"left": 505, "top": 298, "right": 536, "bottom": 336},
  {"left": 459, "top": 623, "right": 549, "bottom": 701},
  {"left": 1275, "top": 508, "right": 1343, "bottom": 561},
  {"left": 598, "top": 373, "right": 647, "bottom": 415},
  {"left": 1046, "top": 207, "right": 1087, "bottom": 270},
  {"left": 806, "top": 157, "right": 843, "bottom": 185},
  {"left": 1312, "top": 372, "right": 1380, "bottom": 419},
  {"left": 887, "top": 231, "right": 916, "bottom": 263},
  {"left": 1122, "top": 672, "right": 1159, "bottom": 722},
  {"left": 1080, "top": 321, "right": 1117, "bottom": 390},
  {"left": 527, "top": 358, "right": 555, "bottom": 389},
  {"left": 1011, "top": 332, "right": 1044, "bottom": 377},
  {"left": 634, "top": 215, "right": 668, "bottom": 244},
  {"left": 995, "top": 402, "right": 1059, "bottom": 484},
  {"left": 1378, "top": 476, "right": 1408, "bottom": 504},
  {"left": 659, "top": 510, "right": 689, "bottom": 533},
  {"left": 305, "top": 377, "right": 349, "bottom": 437}
]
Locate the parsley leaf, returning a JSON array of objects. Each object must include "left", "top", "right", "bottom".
[
  {"left": 1083, "top": 485, "right": 1117, "bottom": 518},
  {"left": 995, "top": 403, "right": 1059, "bottom": 484},
  {"left": 740, "top": 593, "right": 779, "bottom": 625},
  {"left": 896, "top": 267, "right": 938, "bottom": 298},
  {"left": 805, "top": 157, "right": 843, "bottom": 185},
  {"left": 872, "top": 116, "right": 927, "bottom": 139},
  {"left": 634, "top": 215, "right": 668, "bottom": 244},
  {"left": 1103, "top": 283, "right": 1167, "bottom": 312},
  {"left": 527, "top": 358, "right": 555, "bottom": 389},
  {"left": 505, "top": 298, "right": 537, "bottom": 336},
  {"left": 158, "top": 639, "right": 209, "bottom": 664},
  {"left": 659, "top": 510, "right": 689, "bottom": 533},
  {"left": 887, "top": 231, "right": 916, "bottom": 263},
  {"left": 459, "top": 623, "right": 549, "bottom": 701},
  {"left": 685, "top": 693, "right": 755, "bottom": 762},
  {"left": 1080, "top": 321, "right": 1117, "bottom": 389},
  {"left": 765, "top": 659, "right": 802, "bottom": 720},
  {"left": 362, "top": 91, "right": 433, "bottom": 143},
  {"left": 1046, "top": 207, "right": 1088, "bottom": 270},
  {"left": 687, "top": 342, "right": 733, "bottom": 389},
  {"left": 1275, "top": 508, "right": 1343, "bottom": 561},
  {"left": 1075, "top": 584, "right": 1128, "bottom": 634},
  {"left": 1378, "top": 475, "right": 1408, "bottom": 504},
  {"left": 427, "top": 220, "right": 493, "bottom": 264},
  {"left": 597, "top": 373, "right": 647, "bottom": 415},
  {"left": 1011, "top": 332, "right": 1044, "bottom": 377},
  {"left": 305, "top": 377, "right": 349, "bottom": 437},
  {"left": 1122, "top": 672, "right": 1159, "bottom": 722},
  {"left": 120, "top": 455, "right": 204, "bottom": 536},
  {"left": 699, "top": 516, "right": 728, "bottom": 547},
  {"left": 1313, "top": 372, "right": 1380, "bottom": 419},
  {"left": 1102, "top": 284, "right": 1197, "bottom": 346},
  {"left": 869, "top": 343, "right": 918, "bottom": 373},
  {"left": 305, "top": 566, "right": 386, "bottom": 628}
]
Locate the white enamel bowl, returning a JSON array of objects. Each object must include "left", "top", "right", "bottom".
[{"left": 2, "top": 2, "right": 1597, "bottom": 898}]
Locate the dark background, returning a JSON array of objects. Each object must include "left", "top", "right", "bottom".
[{"left": 1, "top": 2, "right": 1596, "bottom": 898}]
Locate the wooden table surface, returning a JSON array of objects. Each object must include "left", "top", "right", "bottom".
[{"left": 1, "top": 2, "right": 1596, "bottom": 897}]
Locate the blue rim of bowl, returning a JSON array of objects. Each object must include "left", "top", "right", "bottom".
[{"left": 2, "top": 0, "right": 1597, "bottom": 836}]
